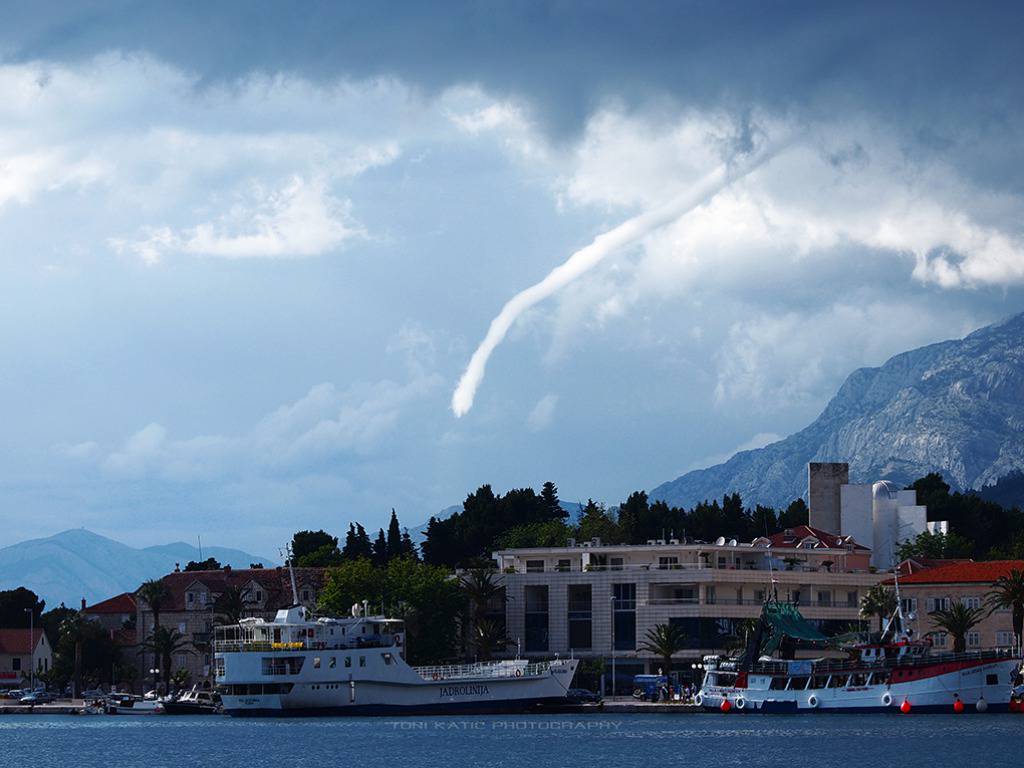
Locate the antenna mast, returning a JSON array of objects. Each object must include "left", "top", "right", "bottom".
[{"left": 280, "top": 544, "right": 300, "bottom": 606}]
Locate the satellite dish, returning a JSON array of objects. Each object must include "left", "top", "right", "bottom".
[
  {"left": 715, "top": 536, "right": 726, "bottom": 546},
  {"left": 728, "top": 539, "right": 738, "bottom": 547}
]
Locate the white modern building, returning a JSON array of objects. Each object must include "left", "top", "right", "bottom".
[{"left": 809, "top": 463, "right": 945, "bottom": 570}]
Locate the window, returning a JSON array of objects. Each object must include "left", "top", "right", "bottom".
[
  {"left": 329, "top": 657, "right": 337, "bottom": 668},
  {"left": 12, "top": 657, "right": 20, "bottom": 671},
  {"left": 382, "top": 653, "right": 392, "bottom": 665},
  {"left": 610, "top": 557, "right": 624, "bottom": 571},
  {"left": 961, "top": 596, "right": 981, "bottom": 610},
  {"left": 313, "top": 657, "right": 321, "bottom": 668},
  {"left": 927, "top": 597, "right": 951, "bottom": 612},
  {"left": 255, "top": 590, "right": 263, "bottom": 602},
  {"left": 754, "top": 589, "right": 765, "bottom": 604},
  {"left": 612, "top": 583, "right": 636, "bottom": 651},
  {"left": 996, "top": 631, "right": 1015, "bottom": 648},
  {"left": 179, "top": 622, "right": 187, "bottom": 634},
  {"left": 344, "top": 657, "right": 352, "bottom": 668},
  {"left": 967, "top": 631, "right": 981, "bottom": 649},
  {"left": 199, "top": 591, "right": 207, "bottom": 605},
  {"left": 900, "top": 597, "right": 917, "bottom": 614},
  {"left": 567, "top": 585, "right": 592, "bottom": 650},
  {"left": 705, "top": 586, "right": 716, "bottom": 605},
  {"left": 302, "top": 590, "right": 311, "bottom": 601},
  {"left": 525, "top": 585, "right": 550, "bottom": 652},
  {"left": 735, "top": 589, "right": 744, "bottom": 606},
  {"left": 932, "top": 632, "right": 948, "bottom": 648},
  {"left": 187, "top": 592, "right": 194, "bottom": 605},
  {"left": 658, "top": 556, "right": 679, "bottom": 570},
  {"left": 847, "top": 591, "right": 859, "bottom": 608},
  {"left": 817, "top": 591, "right": 832, "bottom": 607},
  {"left": 526, "top": 560, "right": 544, "bottom": 573},
  {"left": 359, "top": 656, "right": 366, "bottom": 667},
  {"left": 556, "top": 559, "right": 571, "bottom": 572}
]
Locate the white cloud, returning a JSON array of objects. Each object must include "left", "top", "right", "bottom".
[
  {"left": 527, "top": 393, "right": 559, "bottom": 432},
  {"left": 110, "top": 176, "right": 362, "bottom": 263},
  {"left": 97, "top": 374, "right": 442, "bottom": 481}
]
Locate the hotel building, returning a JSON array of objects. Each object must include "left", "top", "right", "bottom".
[{"left": 492, "top": 526, "right": 886, "bottom": 691}]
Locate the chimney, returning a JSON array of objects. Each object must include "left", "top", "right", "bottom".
[
  {"left": 224, "top": 564, "right": 232, "bottom": 573},
  {"left": 174, "top": 562, "right": 181, "bottom": 573},
  {"left": 81, "top": 598, "right": 87, "bottom": 611}
]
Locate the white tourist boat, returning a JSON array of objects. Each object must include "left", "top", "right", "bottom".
[
  {"left": 213, "top": 569, "right": 577, "bottom": 716},
  {"left": 696, "top": 596, "right": 1021, "bottom": 714}
]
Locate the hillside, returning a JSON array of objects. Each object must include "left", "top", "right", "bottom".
[{"left": 651, "top": 312, "right": 1024, "bottom": 509}]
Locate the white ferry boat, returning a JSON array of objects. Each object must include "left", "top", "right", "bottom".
[
  {"left": 696, "top": 599, "right": 1020, "bottom": 714},
  {"left": 214, "top": 589, "right": 577, "bottom": 716}
]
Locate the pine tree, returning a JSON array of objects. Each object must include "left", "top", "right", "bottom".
[
  {"left": 372, "top": 528, "right": 388, "bottom": 566},
  {"left": 386, "top": 509, "right": 403, "bottom": 558},
  {"left": 540, "top": 481, "right": 565, "bottom": 519}
]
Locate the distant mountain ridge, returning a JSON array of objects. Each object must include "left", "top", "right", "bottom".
[
  {"left": 651, "top": 311, "right": 1024, "bottom": 509},
  {"left": 0, "top": 529, "right": 274, "bottom": 610}
]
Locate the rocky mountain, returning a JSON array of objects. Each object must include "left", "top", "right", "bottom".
[
  {"left": 651, "top": 311, "right": 1024, "bottom": 509},
  {"left": 0, "top": 529, "right": 274, "bottom": 610}
]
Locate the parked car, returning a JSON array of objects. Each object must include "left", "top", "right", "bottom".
[
  {"left": 4, "top": 689, "right": 25, "bottom": 700},
  {"left": 81, "top": 688, "right": 105, "bottom": 700},
  {"left": 19, "top": 691, "right": 56, "bottom": 704},
  {"left": 566, "top": 688, "right": 602, "bottom": 703}
]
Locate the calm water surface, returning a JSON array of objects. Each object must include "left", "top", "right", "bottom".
[{"left": 3, "top": 713, "right": 1020, "bottom": 767}]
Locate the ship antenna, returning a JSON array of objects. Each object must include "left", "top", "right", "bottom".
[{"left": 280, "top": 543, "right": 300, "bottom": 606}]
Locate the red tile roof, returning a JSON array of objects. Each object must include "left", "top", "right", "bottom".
[
  {"left": 895, "top": 558, "right": 972, "bottom": 577},
  {"left": 765, "top": 525, "right": 870, "bottom": 551},
  {"left": 84, "top": 592, "right": 137, "bottom": 614},
  {"left": 0, "top": 628, "right": 46, "bottom": 655},
  {"left": 139, "top": 567, "right": 325, "bottom": 612},
  {"left": 896, "top": 560, "right": 1024, "bottom": 585}
]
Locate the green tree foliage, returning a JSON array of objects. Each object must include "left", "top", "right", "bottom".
[
  {"left": 386, "top": 509, "right": 403, "bottom": 558},
  {"left": 778, "top": 498, "right": 809, "bottom": 529},
  {"left": 421, "top": 484, "right": 568, "bottom": 566},
  {"left": 928, "top": 602, "right": 985, "bottom": 653},
  {"left": 576, "top": 499, "right": 620, "bottom": 543},
  {"left": 342, "top": 523, "right": 374, "bottom": 560},
  {"left": 184, "top": 557, "right": 222, "bottom": 571},
  {"left": 896, "top": 530, "right": 973, "bottom": 561},
  {"left": 986, "top": 569, "right": 1024, "bottom": 649},
  {"left": 860, "top": 584, "right": 897, "bottom": 632},
  {"left": 214, "top": 585, "right": 253, "bottom": 625},
  {"left": 638, "top": 623, "right": 689, "bottom": 674},
  {"left": 293, "top": 530, "right": 343, "bottom": 567},
  {"left": 318, "top": 557, "right": 464, "bottom": 664},
  {"left": 51, "top": 613, "right": 121, "bottom": 696},
  {"left": 540, "top": 481, "right": 567, "bottom": 519},
  {"left": 372, "top": 528, "right": 389, "bottom": 567},
  {"left": 137, "top": 579, "right": 170, "bottom": 631},
  {"left": 40, "top": 604, "right": 78, "bottom": 647},
  {"left": 495, "top": 520, "right": 574, "bottom": 549},
  {"left": 907, "top": 472, "right": 1024, "bottom": 559},
  {"left": 140, "top": 626, "right": 193, "bottom": 693},
  {"left": 0, "top": 587, "right": 45, "bottom": 627}
]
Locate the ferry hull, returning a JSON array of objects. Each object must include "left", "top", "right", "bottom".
[{"left": 222, "top": 696, "right": 569, "bottom": 717}]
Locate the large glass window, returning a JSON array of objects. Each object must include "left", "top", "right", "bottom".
[
  {"left": 612, "top": 583, "right": 636, "bottom": 651},
  {"left": 567, "top": 585, "right": 592, "bottom": 650},
  {"left": 525, "top": 585, "right": 549, "bottom": 652}
]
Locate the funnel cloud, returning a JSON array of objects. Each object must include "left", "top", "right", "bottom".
[{"left": 451, "top": 145, "right": 778, "bottom": 417}]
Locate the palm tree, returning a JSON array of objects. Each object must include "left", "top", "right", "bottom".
[
  {"left": 929, "top": 602, "right": 985, "bottom": 653},
  {"left": 472, "top": 618, "right": 509, "bottom": 661},
  {"left": 726, "top": 618, "right": 762, "bottom": 653},
  {"left": 140, "top": 626, "right": 193, "bottom": 694},
  {"left": 461, "top": 570, "right": 504, "bottom": 659},
  {"left": 986, "top": 569, "right": 1024, "bottom": 650},
  {"left": 214, "top": 585, "right": 253, "bottom": 626},
  {"left": 860, "top": 584, "right": 897, "bottom": 633},
  {"left": 137, "top": 579, "right": 170, "bottom": 632},
  {"left": 638, "top": 623, "right": 688, "bottom": 675}
]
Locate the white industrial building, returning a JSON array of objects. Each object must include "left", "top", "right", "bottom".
[{"left": 808, "top": 463, "right": 946, "bottom": 570}]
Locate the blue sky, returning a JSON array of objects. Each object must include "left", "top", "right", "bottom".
[{"left": 2, "top": 2, "right": 1023, "bottom": 557}]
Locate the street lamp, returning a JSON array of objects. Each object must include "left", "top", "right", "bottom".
[
  {"left": 149, "top": 668, "right": 161, "bottom": 695},
  {"left": 24, "top": 608, "right": 34, "bottom": 691},
  {"left": 609, "top": 595, "right": 616, "bottom": 698}
]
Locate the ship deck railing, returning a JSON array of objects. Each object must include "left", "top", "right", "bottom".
[
  {"left": 412, "top": 660, "right": 551, "bottom": 682},
  {"left": 746, "top": 648, "right": 1018, "bottom": 676}
]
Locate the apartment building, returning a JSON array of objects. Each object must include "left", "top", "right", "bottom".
[
  {"left": 894, "top": 560, "right": 1024, "bottom": 653},
  {"left": 493, "top": 526, "right": 884, "bottom": 691}
]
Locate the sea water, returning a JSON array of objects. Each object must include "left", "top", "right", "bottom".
[{"left": 2, "top": 713, "right": 1019, "bottom": 767}]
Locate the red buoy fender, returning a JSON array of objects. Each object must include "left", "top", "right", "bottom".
[
  {"left": 720, "top": 699, "right": 732, "bottom": 713},
  {"left": 953, "top": 699, "right": 965, "bottom": 714},
  {"left": 900, "top": 700, "right": 912, "bottom": 714}
]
